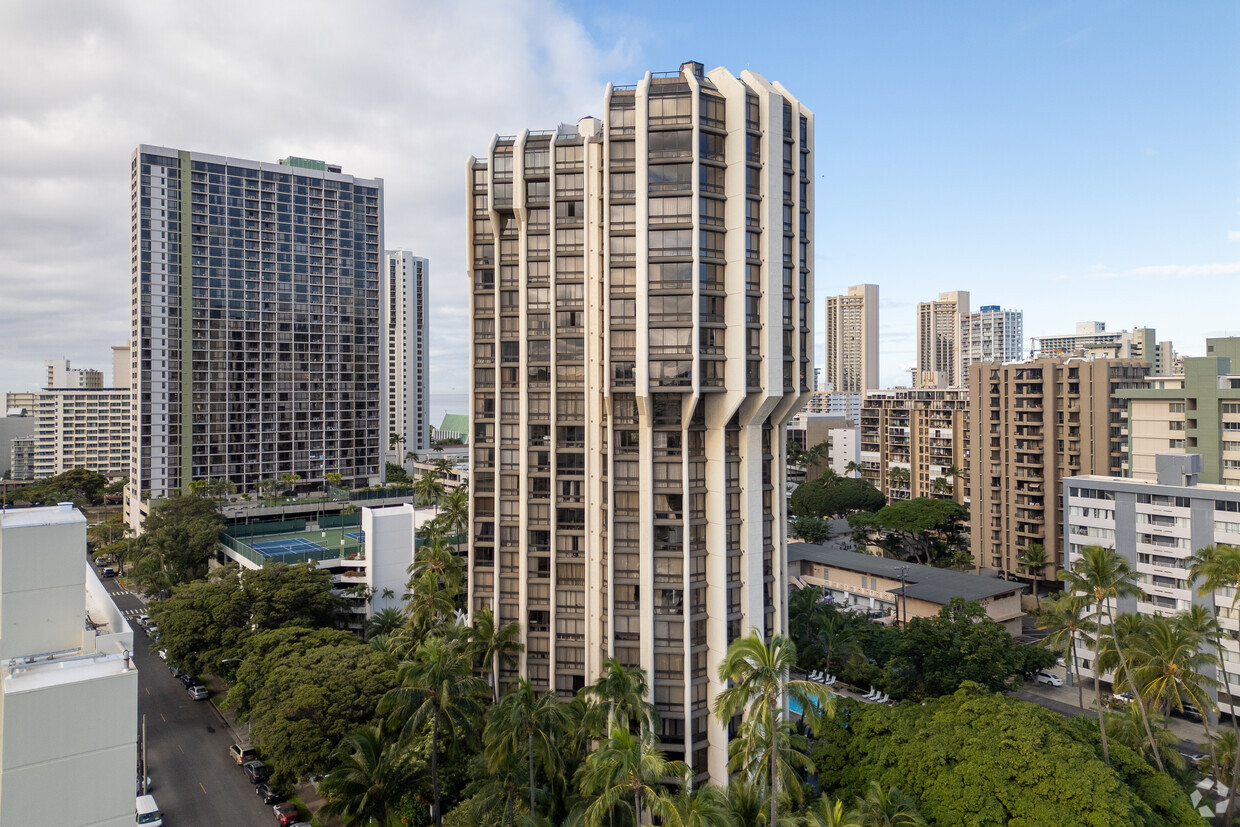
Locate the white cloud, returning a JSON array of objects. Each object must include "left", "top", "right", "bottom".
[
  {"left": 1228, "top": 230, "right": 1240, "bottom": 242},
  {"left": 0, "top": 0, "right": 626, "bottom": 395},
  {"left": 1054, "top": 260, "right": 1240, "bottom": 282}
]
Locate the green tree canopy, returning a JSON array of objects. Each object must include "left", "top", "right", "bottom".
[
  {"left": 812, "top": 683, "right": 1206, "bottom": 827},
  {"left": 847, "top": 498, "right": 968, "bottom": 565},
  {"left": 136, "top": 494, "right": 225, "bottom": 587},
  {"left": 791, "top": 476, "right": 885, "bottom": 520},
  {"left": 13, "top": 468, "right": 111, "bottom": 508}
]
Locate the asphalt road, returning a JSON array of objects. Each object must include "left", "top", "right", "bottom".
[{"left": 104, "top": 577, "right": 271, "bottom": 827}]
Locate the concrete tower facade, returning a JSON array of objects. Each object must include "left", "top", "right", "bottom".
[
  {"left": 823, "top": 283, "right": 878, "bottom": 393},
  {"left": 384, "top": 251, "right": 430, "bottom": 459},
  {"left": 466, "top": 62, "right": 813, "bottom": 782},
  {"left": 916, "top": 290, "right": 969, "bottom": 388}
]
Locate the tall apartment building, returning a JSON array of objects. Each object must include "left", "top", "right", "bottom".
[
  {"left": 1121, "top": 337, "right": 1240, "bottom": 487},
  {"left": 9, "top": 437, "right": 35, "bottom": 480},
  {"left": 804, "top": 389, "right": 863, "bottom": 422},
  {"left": 915, "top": 290, "right": 969, "bottom": 388},
  {"left": 383, "top": 251, "right": 430, "bottom": 458},
  {"left": 823, "top": 284, "right": 878, "bottom": 393},
  {"left": 467, "top": 61, "right": 812, "bottom": 782},
  {"left": 111, "top": 345, "right": 131, "bottom": 389},
  {"left": 33, "top": 388, "right": 130, "bottom": 479},
  {"left": 967, "top": 356, "right": 1148, "bottom": 575},
  {"left": 961, "top": 305, "right": 1022, "bottom": 370},
  {"left": 0, "top": 504, "right": 137, "bottom": 826},
  {"left": 127, "top": 147, "right": 384, "bottom": 529},
  {"left": 1033, "top": 322, "right": 1175, "bottom": 374},
  {"left": 1064, "top": 455, "right": 1240, "bottom": 712},
  {"left": 859, "top": 388, "right": 968, "bottom": 503},
  {"left": 43, "top": 358, "right": 103, "bottom": 389}
]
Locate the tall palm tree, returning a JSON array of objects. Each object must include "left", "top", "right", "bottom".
[
  {"left": 1059, "top": 544, "right": 1147, "bottom": 767},
  {"left": 469, "top": 606, "right": 523, "bottom": 702},
  {"left": 414, "top": 469, "right": 446, "bottom": 515},
  {"left": 726, "top": 714, "right": 816, "bottom": 811},
  {"left": 819, "top": 610, "right": 865, "bottom": 676},
  {"left": 1178, "top": 603, "right": 1230, "bottom": 793},
  {"left": 366, "top": 606, "right": 407, "bottom": 640},
  {"left": 803, "top": 440, "right": 831, "bottom": 477},
  {"left": 576, "top": 726, "right": 687, "bottom": 827},
  {"left": 1094, "top": 611, "right": 1166, "bottom": 772},
  {"left": 484, "top": 679, "right": 570, "bottom": 820},
  {"left": 855, "top": 781, "right": 926, "bottom": 827},
  {"left": 806, "top": 798, "right": 864, "bottom": 827},
  {"left": 1036, "top": 593, "right": 1096, "bottom": 713},
  {"left": 440, "top": 484, "right": 469, "bottom": 555},
  {"left": 714, "top": 630, "right": 836, "bottom": 827},
  {"left": 844, "top": 460, "right": 863, "bottom": 479},
  {"left": 319, "top": 725, "right": 418, "bottom": 827},
  {"left": 788, "top": 586, "right": 829, "bottom": 658},
  {"left": 1017, "top": 543, "right": 1050, "bottom": 609},
  {"left": 1189, "top": 542, "right": 1240, "bottom": 826},
  {"left": 886, "top": 466, "right": 910, "bottom": 500},
  {"left": 583, "top": 658, "right": 659, "bottom": 738},
  {"left": 1104, "top": 703, "right": 1183, "bottom": 771},
  {"left": 379, "top": 638, "right": 488, "bottom": 827}
]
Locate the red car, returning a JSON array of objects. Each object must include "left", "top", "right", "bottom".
[{"left": 273, "top": 802, "right": 300, "bottom": 826}]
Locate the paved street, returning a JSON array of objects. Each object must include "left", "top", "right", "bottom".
[{"left": 104, "top": 578, "right": 271, "bottom": 827}]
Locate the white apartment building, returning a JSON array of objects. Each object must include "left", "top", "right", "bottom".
[
  {"left": 0, "top": 504, "right": 137, "bottom": 826},
  {"left": 804, "top": 389, "right": 863, "bottom": 421},
  {"left": 915, "top": 290, "right": 969, "bottom": 388},
  {"left": 961, "top": 305, "right": 1023, "bottom": 371},
  {"left": 1065, "top": 455, "right": 1240, "bottom": 714},
  {"left": 823, "top": 284, "right": 878, "bottom": 393},
  {"left": 127, "top": 148, "right": 384, "bottom": 530},
  {"left": 383, "top": 251, "right": 430, "bottom": 459},
  {"left": 44, "top": 358, "right": 103, "bottom": 390},
  {"left": 1033, "top": 322, "right": 1175, "bottom": 375},
  {"left": 33, "top": 388, "right": 130, "bottom": 480},
  {"left": 467, "top": 61, "right": 812, "bottom": 782}
]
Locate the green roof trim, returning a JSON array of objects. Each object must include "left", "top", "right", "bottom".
[{"left": 279, "top": 156, "right": 327, "bottom": 170}]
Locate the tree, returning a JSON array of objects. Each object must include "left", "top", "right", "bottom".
[
  {"left": 855, "top": 781, "right": 926, "bottom": 827},
  {"left": 728, "top": 713, "right": 817, "bottom": 812},
  {"left": 136, "top": 494, "right": 225, "bottom": 589},
  {"left": 576, "top": 726, "right": 687, "bottom": 827},
  {"left": 468, "top": 607, "right": 523, "bottom": 702},
  {"left": 714, "top": 630, "right": 836, "bottom": 827},
  {"left": 886, "top": 466, "right": 910, "bottom": 497},
  {"left": 1017, "top": 543, "right": 1050, "bottom": 609},
  {"left": 385, "top": 462, "right": 411, "bottom": 486},
  {"left": 670, "top": 783, "right": 738, "bottom": 827},
  {"left": 791, "top": 515, "right": 832, "bottom": 544},
  {"left": 807, "top": 797, "right": 865, "bottom": 827},
  {"left": 15, "top": 468, "right": 110, "bottom": 508},
  {"left": 1035, "top": 593, "right": 1096, "bottom": 713},
  {"left": 1104, "top": 703, "right": 1183, "bottom": 773},
  {"left": 484, "top": 679, "right": 570, "bottom": 820},
  {"left": 379, "top": 638, "right": 488, "bottom": 827},
  {"left": 414, "top": 470, "right": 446, "bottom": 514},
  {"left": 440, "top": 484, "right": 469, "bottom": 554},
  {"left": 1060, "top": 544, "right": 1150, "bottom": 769},
  {"left": 367, "top": 607, "right": 407, "bottom": 641},
  {"left": 847, "top": 498, "right": 968, "bottom": 566},
  {"left": 583, "top": 658, "right": 659, "bottom": 739},
  {"left": 389, "top": 432, "right": 405, "bottom": 455},
  {"left": 279, "top": 472, "right": 302, "bottom": 496},
  {"left": 845, "top": 461, "right": 864, "bottom": 479},
  {"left": 791, "top": 476, "right": 885, "bottom": 519},
  {"left": 319, "top": 725, "right": 419, "bottom": 827}
]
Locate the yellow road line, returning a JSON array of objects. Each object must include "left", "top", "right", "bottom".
[{"left": 199, "top": 782, "right": 207, "bottom": 795}]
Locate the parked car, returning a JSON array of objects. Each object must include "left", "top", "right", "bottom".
[
  {"left": 135, "top": 614, "right": 150, "bottom": 628},
  {"left": 243, "top": 760, "right": 271, "bottom": 784},
  {"left": 1185, "top": 752, "right": 1210, "bottom": 769},
  {"left": 101, "top": 567, "right": 116, "bottom": 578},
  {"left": 273, "top": 801, "right": 300, "bottom": 826},
  {"left": 230, "top": 744, "right": 259, "bottom": 765},
  {"left": 1174, "top": 702, "right": 1204, "bottom": 723},
  {"left": 1112, "top": 691, "right": 1134, "bottom": 704},
  {"left": 1033, "top": 671, "right": 1063, "bottom": 687},
  {"left": 178, "top": 672, "right": 197, "bottom": 689},
  {"left": 136, "top": 794, "right": 163, "bottom": 826},
  {"left": 255, "top": 783, "right": 285, "bottom": 805},
  {"left": 188, "top": 684, "right": 209, "bottom": 701}
]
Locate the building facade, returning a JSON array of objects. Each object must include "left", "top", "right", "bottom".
[
  {"left": 967, "top": 356, "right": 1148, "bottom": 576},
  {"left": 915, "top": 290, "right": 969, "bottom": 388},
  {"left": 0, "top": 505, "right": 137, "bottom": 826},
  {"left": 1121, "top": 337, "right": 1240, "bottom": 488},
  {"left": 803, "top": 389, "right": 863, "bottom": 422},
  {"left": 467, "top": 62, "right": 812, "bottom": 781},
  {"left": 384, "top": 251, "right": 430, "bottom": 459},
  {"left": 33, "top": 388, "right": 130, "bottom": 479},
  {"left": 9, "top": 437, "right": 35, "bottom": 481},
  {"left": 1033, "top": 322, "right": 1175, "bottom": 374},
  {"left": 823, "top": 284, "right": 878, "bottom": 393},
  {"left": 961, "top": 305, "right": 1022, "bottom": 373},
  {"left": 859, "top": 388, "right": 968, "bottom": 503},
  {"left": 126, "top": 147, "right": 384, "bottom": 529},
  {"left": 43, "top": 358, "right": 103, "bottom": 389},
  {"left": 1064, "top": 456, "right": 1240, "bottom": 713}
]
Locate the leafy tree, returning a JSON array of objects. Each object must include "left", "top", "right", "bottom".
[
  {"left": 847, "top": 498, "right": 968, "bottom": 565},
  {"left": 791, "top": 515, "right": 832, "bottom": 544},
  {"left": 319, "top": 725, "right": 421, "bottom": 827},
  {"left": 385, "top": 462, "right": 411, "bottom": 485},
  {"left": 380, "top": 638, "right": 489, "bottom": 827},
  {"left": 791, "top": 476, "right": 885, "bottom": 519},
  {"left": 230, "top": 626, "right": 399, "bottom": 783},
  {"left": 135, "top": 494, "right": 224, "bottom": 588},
  {"left": 14, "top": 467, "right": 110, "bottom": 507},
  {"left": 576, "top": 727, "right": 687, "bottom": 827},
  {"left": 715, "top": 630, "right": 835, "bottom": 827}
]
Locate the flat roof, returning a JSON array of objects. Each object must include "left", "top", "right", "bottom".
[
  {"left": 0, "top": 504, "right": 85, "bottom": 529},
  {"left": 788, "top": 543, "right": 1025, "bottom": 605}
]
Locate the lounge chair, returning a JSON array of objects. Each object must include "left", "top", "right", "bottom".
[
  {"left": 863, "top": 686, "right": 878, "bottom": 700},
  {"left": 876, "top": 693, "right": 889, "bottom": 704},
  {"left": 825, "top": 675, "right": 837, "bottom": 686},
  {"left": 808, "top": 671, "right": 822, "bottom": 682}
]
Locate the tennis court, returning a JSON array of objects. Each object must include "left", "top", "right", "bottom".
[
  {"left": 344, "top": 531, "right": 365, "bottom": 541},
  {"left": 251, "top": 537, "right": 331, "bottom": 557},
  {"left": 224, "top": 524, "right": 366, "bottom": 565}
]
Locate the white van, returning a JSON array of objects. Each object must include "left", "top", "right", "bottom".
[{"left": 136, "top": 794, "right": 162, "bottom": 826}]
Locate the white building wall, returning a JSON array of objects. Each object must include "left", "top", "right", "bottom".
[
  {"left": 829, "top": 427, "right": 860, "bottom": 477},
  {"left": 362, "top": 504, "right": 418, "bottom": 614}
]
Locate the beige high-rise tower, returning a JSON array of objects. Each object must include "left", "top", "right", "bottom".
[
  {"left": 823, "top": 284, "right": 878, "bottom": 392},
  {"left": 467, "top": 61, "right": 813, "bottom": 783},
  {"left": 916, "top": 290, "right": 969, "bottom": 388}
]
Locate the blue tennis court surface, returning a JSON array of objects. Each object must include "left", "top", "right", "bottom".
[
  {"left": 344, "top": 531, "right": 364, "bottom": 541},
  {"left": 251, "top": 537, "right": 330, "bottom": 556}
]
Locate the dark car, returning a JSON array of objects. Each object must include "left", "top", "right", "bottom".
[
  {"left": 178, "top": 672, "right": 197, "bottom": 689},
  {"left": 243, "top": 760, "right": 270, "bottom": 784},
  {"left": 1174, "top": 703, "right": 1204, "bottom": 723},
  {"left": 101, "top": 567, "right": 117, "bottom": 578},
  {"left": 255, "top": 783, "right": 285, "bottom": 805}
]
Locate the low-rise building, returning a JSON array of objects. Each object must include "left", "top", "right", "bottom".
[
  {"left": 788, "top": 542, "right": 1025, "bottom": 635},
  {"left": 0, "top": 504, "right": 137, "bottom": 826}
]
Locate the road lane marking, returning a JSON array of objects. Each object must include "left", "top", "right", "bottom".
[
  {"left": 200, "top": 782, "right": 207, "bottom": 795},
  {"left": 178, "top": 744, "right": 184, "bottom": 754},
  {"left": 145, "top": 688, "right": 150, "bottom": 695},
  {"left": 160, "top": 713, "right": 166, "bottom": 722}
]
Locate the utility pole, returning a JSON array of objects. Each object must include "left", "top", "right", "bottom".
[{"left": 897, "top": 566, "right": 909, "bottom": 626}]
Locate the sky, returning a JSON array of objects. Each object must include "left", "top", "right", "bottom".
[{"left": 0, "top": 0, "right": 1236, "bottom": 399}]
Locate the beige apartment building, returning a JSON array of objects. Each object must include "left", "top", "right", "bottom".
[
  {"left": 33, "top": 388, "right": 130, "bottom": 479},
  {"left": 823, "top": 284, "right": 878, "bottom": 393},
  {"left": 915, "top": 290, "right": 969, "bottom": 388},
  {"left": 467, "top": 61, "right": 813, "bottom": 782},
  {"left": 859, "top": 388, "right": 968, "bottom": 503},
  {"left": 967, "top": 356, "right": 1148, "bottom": 575}
]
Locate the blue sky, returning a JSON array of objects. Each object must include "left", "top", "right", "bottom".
[{"left": 0, "top": 0, "right": 1235, "bottom": 397}]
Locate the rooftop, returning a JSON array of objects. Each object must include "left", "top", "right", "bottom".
[
  {"left": 788, "top": 543, "right": 1024, "bottom": 605},
  {"left": 0, "top": 503, "right": 85, "bottom": 529}
]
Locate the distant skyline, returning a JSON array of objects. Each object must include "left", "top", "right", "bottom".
[{"left": 0, "top": 1, "right": 1235, "bottom": 397}]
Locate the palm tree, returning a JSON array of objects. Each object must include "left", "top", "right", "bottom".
[
  {"left": 788, "top": 586, "right": 828, "bottom": 656},
  {"left": 714, "top": 630, "right": 836, "bottom": 827},
  {"left": 1093, "top": 611, "right": 1166, "bottom": 772},
  {"left": 1178, "top": 603, "right": 1232, "bottom": 796},
  {"left": 319, "top": 725, "right": 417, "bottom": 827},
  {"left": 1017, "top": 543, "right": 1050, "bottom": 609},
  {"left": 1190, "top": 543, "right": 1240, "bottom": 824},
  {"left": 670, "top": 783, "right": 738, "bottom": 827},
  {"left": 1104, "top": 703, "right": 1183, "bottom": 771},
  {"left": 855, "top": 781, "right": 926, "bottom": 827},
  {"left": 576, "top": 726, "right": 687, "bottom": 827},
  {"left": 366, "top": 606, "right": 407, "bottom": 640},
  {"left": 803, "top": 440, "right": 831, "bottom": 477},
  {"left": 844, "top": 460, "right": 863, "bottom": 479},
  {"left": 1059, "top": 544, "right": 1147, "bottom": 767},
  {"left": 484, "top": 679, "right": 570, "bottom": 820},
  {"left": 930, "top": 477, "right": 951, "bottom": 497},
  {"left": 819, "top": 609, "right": 865, "bottom": 676},
  {"left": 806, "top": 798, "right": 864, "bottom": 827},
  {"left": 1131, "top": 612, "right": 1219, "bottom": 720},
  {"left": 404, "top": 450, "right": 418, "bottom": 474},
  {"left": 1036, "top": 593, "right": 1096, "bottom": 713},
  {"left": 726, "top": 713, "right": 816, "bottom": 811},
  {"left": 886, "top": 466, "right": 910, "bottom": 499},
  {"left": 379, "top": 638, "right": 488, "bottom": 827},
  {"left": 583, "top": 658, "right": 659, "bottom": 738},
  {"left": 469, "top": 607, "right": 523, "bottom": 702},
  {"left": 389, "top": 432, "right": 405, "bottom": 457},
  {"left": 414, "top": 469, "right": 446, "bottom": 515},
  {"left": 440, "top": 484, "right": 469, "bottom": 554}
]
